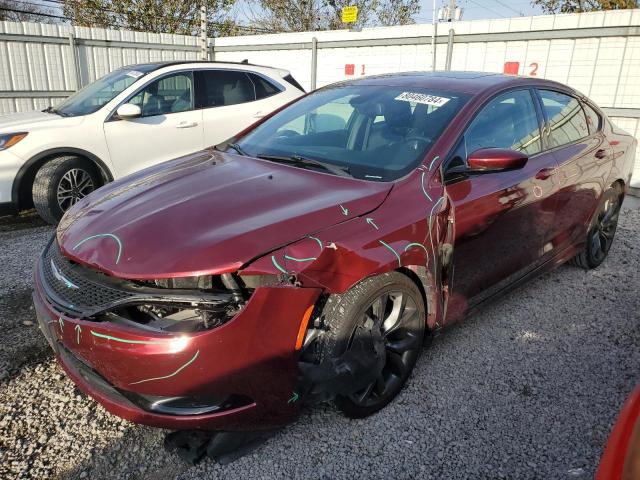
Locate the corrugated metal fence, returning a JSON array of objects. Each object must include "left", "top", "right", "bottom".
[
  {"left": 0, "top": 21, "right": 199, "bottom": 113},
  {"left": 0, "top": 10, "right": 639, "bottom": 185}
]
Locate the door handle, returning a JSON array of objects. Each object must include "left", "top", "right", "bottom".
[
  {"left": 176, "top": 121, "right": 198, "bottom": 129},
  {"left": 253, "top": 111, "right": 264, "bottom": 118},
  {"left": 535, "top": 168, "right": 555, "bottom": 180},
  {"left": 595, "top": 149, "right": 607, "bottom": 159}
]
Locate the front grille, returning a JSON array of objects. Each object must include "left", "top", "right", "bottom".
[{"left": 41, "top": 239, "right": 135, "bottom": 316}]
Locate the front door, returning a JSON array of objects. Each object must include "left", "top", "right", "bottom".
[
  {"left": 444, "top": 88, "right": 559, "bottom": 322},
  {"left": 104, "top": 71, "right": 203, "bottom": 177}
]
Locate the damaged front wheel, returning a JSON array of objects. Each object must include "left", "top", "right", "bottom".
[{"left": 314, "top": 272, "right": 426, "bottom": 418}]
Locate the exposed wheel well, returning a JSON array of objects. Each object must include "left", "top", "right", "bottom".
[
  {"left": 13, "top": 150, "right": 113, "bottom": 210},
  {"left": 396, "top": 267, "right": 431, "bottom": 323}
]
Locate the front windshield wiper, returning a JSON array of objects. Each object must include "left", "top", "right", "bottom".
[
  {"left": 227, "top": 143, "right": 248, "bottom": 156},
  {"left": 256, "top": 154, "right": 352, "bottom": 178},
  {"left": 43, "top": 106, "right": 71, "bottom": 117},
  {"left": 214, "top": 142, "right": 247, "bottom": 156}
]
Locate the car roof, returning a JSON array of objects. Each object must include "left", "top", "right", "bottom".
[
  {"left": 120, "top": 60, "right": 285, "bottom": 74},
  {"left": 336, "top": 71, "right": 573, "bottom": 96}
]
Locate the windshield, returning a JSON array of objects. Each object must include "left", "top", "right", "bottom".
[
  {"left": 234, "top": 85, "right": 469, "bottom": 181},
  {"left": 54, "top": 66, "right": 155, "bottom": 117}
]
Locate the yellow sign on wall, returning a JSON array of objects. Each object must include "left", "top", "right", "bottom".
[{"left": 342, "top": 6, "right": 358, "bottom": 23}]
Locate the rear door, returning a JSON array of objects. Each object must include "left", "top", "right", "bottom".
[
  {"left": 104, "top": 70, "right": 203, "bottom": 177},
  {"left": 196, "top": 69, "right": 288, "bottom": 146},
  {"left": 536, "top": 89, "right": 610, "bottom": 251},
  {"left": 444, "top": 88, "right": 559, "bottom": 321}
]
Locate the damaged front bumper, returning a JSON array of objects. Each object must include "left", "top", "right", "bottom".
[{"left": 33, "top": 244, "right": 322, "bottom": 431}]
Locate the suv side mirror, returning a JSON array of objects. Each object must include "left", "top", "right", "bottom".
[
  {"left": 467, "top": 148, "right": 528, "bottom": 172},
  {"left": 116, "top": 103, "right": 142, "bottom": 120}
]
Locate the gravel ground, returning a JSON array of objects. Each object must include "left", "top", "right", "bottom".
[{"left": 0, "top": 204, "right": 638, "bottom": 479}]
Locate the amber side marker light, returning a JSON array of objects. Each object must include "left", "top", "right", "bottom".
[
  {"left": 295, "top": 305, "right": 315, "bottom": 350},
  {"left": 0, "top": 132, "right": 28, "bottom": 150}
]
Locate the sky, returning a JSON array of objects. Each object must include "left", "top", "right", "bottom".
[{"left": 413, "top": 0, "right": 545, "bottom": 24}]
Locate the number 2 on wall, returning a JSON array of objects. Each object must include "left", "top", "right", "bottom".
[{"left": 529, "top": 62, "right": 538, "bottom": 76}]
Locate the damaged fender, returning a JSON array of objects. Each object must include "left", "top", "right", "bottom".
[
  {"left": 240, "top": 166, "right": 455, "bottom": 400},
  {"left": 240, "top": 167, "right": 454, "bottom": 330}
]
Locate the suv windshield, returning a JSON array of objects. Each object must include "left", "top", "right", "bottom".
[
  {"left": 235, "top": 85, "right": 469, "bottom": 181},
  {"left": 54, "top": 66, "right": 156, "bottom": 117}
]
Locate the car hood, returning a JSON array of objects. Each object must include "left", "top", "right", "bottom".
[
  {"left": 57, "top": 149, "right": 392, "bottom": 279},
  {"left": 0, "top": 110, "right": 66, "bottom": 132}
]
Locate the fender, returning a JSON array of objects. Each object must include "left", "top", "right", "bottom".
[
  {"left": 239, "top": 169, "right": 451, "bottom": 331},
  {"left": 11, "top": 147, "right": 114, "bottom": 208}
]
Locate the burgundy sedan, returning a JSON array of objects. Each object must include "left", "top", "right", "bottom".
[{"left": 33, "top": 72, "right": 636, "bottom": 436}]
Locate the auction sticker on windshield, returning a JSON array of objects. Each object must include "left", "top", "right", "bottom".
[
  {"left": 395, "top": 92, "right": 450, "bottom": 107},
  {"left": 126, "top": 70, "right": 144, "bottom": 79}
]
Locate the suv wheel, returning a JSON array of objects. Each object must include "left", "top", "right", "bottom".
[{"left": 32, "top": 156, "right": 101, "bottom": 224}]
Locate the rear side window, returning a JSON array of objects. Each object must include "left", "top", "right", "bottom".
[
  {"left": 196, "top": 70, "right": 256, "bottom": 108},
  {"left": 247, "top": 73, "right": 280, "bottom": 99},
  {"left": 539, "top": 90, "right": 589, "bottom": 147},
  {"left": 582, "top": 102, "right": 602, "bottom": 134},
  {"left": 464, "top": 89, "right": 542, "bottom": 157}
]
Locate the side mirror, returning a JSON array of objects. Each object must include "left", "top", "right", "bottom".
[
  {"left": 467, "top": 148, "right": 528, "bottom": 172},
  {"left": 116, "top": 103, "right": 141, "bottom": 120}
]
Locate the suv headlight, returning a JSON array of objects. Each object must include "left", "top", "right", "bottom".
[{"left": 0, "top": 132, "right": 28, "bottom": 151}]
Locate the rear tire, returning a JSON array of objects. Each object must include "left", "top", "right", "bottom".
[
  {"left": 32, "top": 156, "right": 101, "bottom": 225},
  {"left": 569, "top": 184, "right": 623, "bottom": 269},
  {"left": 313, "top": 272, "right": 426, "bottom": 418}
]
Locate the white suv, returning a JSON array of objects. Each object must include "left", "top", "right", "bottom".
[{"left": 0, "top": 61, "right": 305, "bottom": 223}]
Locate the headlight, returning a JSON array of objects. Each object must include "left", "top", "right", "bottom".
[
  {"left": 0, "top": 132, "right": 28, "bottom": 151},
  {"left": 107, "top": 274, "right": 250, "bottom": 333}
]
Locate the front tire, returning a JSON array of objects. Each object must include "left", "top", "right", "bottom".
[
  {"left": 32, "top": 156, "right": 101, "bottom": 224},
  {"left": 313, "top": 272, "right": 426, "bottom": 418},
  {"left": 569, "top": 184, "right": 623, "bottom": 269}
]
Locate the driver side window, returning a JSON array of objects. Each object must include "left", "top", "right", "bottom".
[
  {"left": 129, "top": 72, "right": 194, "bottom": 117},
  {"left": 448, "top": 89, "right": 541, "bottom": 171}
]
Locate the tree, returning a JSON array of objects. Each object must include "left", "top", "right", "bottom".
[
  {"left": 376, "top": 0, "right": 420, "bottom": 26},
  {"left": 62, "top": 0, "right": 238, "bottom": 36},
  {"left": 249, "top": 0, "right": 421, "bottom": 32},
  {"left": 0, "top": 0, "right": 57, "bottom": 23},
  {"left": 531, "top": 0, "right": 638, "bottom": 14},
  {"left": 250, "top": 0, "right": 327, "bottom": 31},
  {"left": 325, "top": 0, "right": 379, "bottom": 29}
]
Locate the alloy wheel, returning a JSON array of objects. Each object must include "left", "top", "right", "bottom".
[
  {"left": 346, "top": 291, "right": 422, "bottom": 408},
  {"left": 590, "top": 194, "right": 621, "bottom": 263},
  {"left": 57, "top": 168, "right": 95, "bottom": 211}
]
